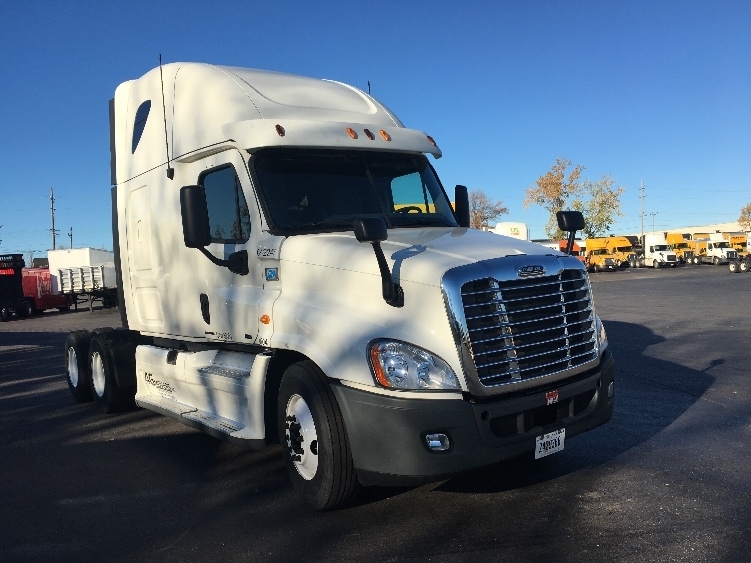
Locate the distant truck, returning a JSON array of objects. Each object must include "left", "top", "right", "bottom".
[
  {"left": 558, "top": 239, "right": 586, "bottom": 265},
  {"left": 604, "top": 236, "right": 637, "bottom": 268},
  {"left": 22, "top": 268, "right": 71, "bottom": 314},
  {"left": 665, "top": 232, "right": 694, "bottom": 264},
  {"left": 640, "top": 234, "right": 678, "bottom": 269},
  {"left": 0, "top": 255, "right": 69, "bottom": 320},
  {"left": 584, "top": 239, "right": 618, "bottom": 272},
  {"left": 690, "top": 237, "right": 738, "bottom": 265}
]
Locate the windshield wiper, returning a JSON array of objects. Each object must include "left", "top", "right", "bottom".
[{"left": 392, "top": 216, "right": 455, "bottom": 227}]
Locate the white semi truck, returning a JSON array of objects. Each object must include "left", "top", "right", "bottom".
[
  {"left": 64, "top": 63, "right": 614, "bottom": 510},
  {"left": 640, "top": 233, "right": 678, "bottom": 268}
]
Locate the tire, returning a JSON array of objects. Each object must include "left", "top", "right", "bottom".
[
  {"left": 652, "top": 260, "right": 660, "bottom": 269},
  {"left": 278, "top": 361, "right": 358, "bottom": 511},
  {"left": 713, "top": 256, "right": 720, "bottom": 265},
  {"left": 728, "top": 261, "right": 739, "bottom": 273},
  {"left": 692, "top": 256, "right": 699, "bottom": 265},
  {"left": 0, "top": 307, "right": 10, "bottom": 321},
  {"left": 740, "top": 260, "right": 749, "bottom": 273},
  {"left": 18, "top": 300, "right": 33, "bottom": 317},
  {"left": 65, "top": 331, "right": 93, "bottom": 402},
  {"left": 89, "top": 332, "right": 136, "bottom": 413}
]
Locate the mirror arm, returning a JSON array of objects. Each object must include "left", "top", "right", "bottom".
[
  {"left": 371, "top": 242, "right": 404, "bottom": 308},
  {"left": 197, "top": 247, "right": 249, "bottom": 275}
]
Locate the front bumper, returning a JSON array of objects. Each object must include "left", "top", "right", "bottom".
[{"left": 332, "top": 349, "right": 615, "bottom": 486}]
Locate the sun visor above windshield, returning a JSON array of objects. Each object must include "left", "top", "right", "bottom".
[{"left": 221, "top": 119, "right": 442, "bottom": 159}]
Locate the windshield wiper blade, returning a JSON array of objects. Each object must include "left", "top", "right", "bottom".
[{"left": 393, "top": 217, "right": 454, "bottom": 227}]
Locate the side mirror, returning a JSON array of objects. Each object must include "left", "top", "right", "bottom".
[
  {"left": 454, "top": 185, "right": 470, "bottom": 228},
  {"left": 180, "top": 185, "right": 211, "bottom": 248},
  {"left": 354, "top": 217, "right": 388, "bottom": 243},
  {"left": 556, "top": 210, "right": 585, "bottom": 256},
  {"left": 556, "top": 210, "right": 585, "bottom": 233},
  {"left": 353, "top": 217, "right": 403, "bottom": 307},
  {"left": 179, "top": 185, "right": 248, "bottom": 275}
]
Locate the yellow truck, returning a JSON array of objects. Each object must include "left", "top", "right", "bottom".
[
  {"left": 584, "top": 238, "right": 618, "bottom": 273},
  {"left": 665, "top": 232, "right": 695, "bottom": 264},
  {"left": 723, "top": 232, "right": 748, "bottom": 255},
  {"left": 604, "top": 236, "right": 636, "bottom": 267}
]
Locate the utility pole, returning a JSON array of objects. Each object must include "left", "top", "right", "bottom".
[
  {"left": 68, "top": 227, "right": 73, "bottom": 249},
  {"left": 649, "top": 211, "right": 658, "bottom": 234},
  {"left": 639, "top": 180, "right": 646, "bottom": 243},
  {"left": 50, "top": 187, "right": 59, "bottom": 250}
]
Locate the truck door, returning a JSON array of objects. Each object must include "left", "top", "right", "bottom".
[{"left": 187, "top": 150, "right": 263, "bottom": 345}]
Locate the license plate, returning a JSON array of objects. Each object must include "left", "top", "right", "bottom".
[{"left": 535, "top": 428, "right": 565, "bottom": 459}]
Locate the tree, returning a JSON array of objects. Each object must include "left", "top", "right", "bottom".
[
  {"left": 739, "top": 202, "right": 751, "bottom": 231},
  {"left": 524, "top": 158, "right": 624, "bottom": 239},
  {"left": 469, "top": 189, "right": 509, "bottom": 230},
  {"left": 570, "top": 174, "right": 625, "bottom": 238}
]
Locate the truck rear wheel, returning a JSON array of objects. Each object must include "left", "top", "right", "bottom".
[
  {"left": 740, "top": 260, "right": 749, "bottom": 273},
  {"left": 278, "top": 361, "right": 358, "bottom": 510},
  {"left": 65, "top": 330, "right": 93, "bottom": 402},
  {"left": 18, "top": 300, "right": 33, "bottom": 317},
  {"left": 89, "top": 333, "right": 135, "bottom": 413}
]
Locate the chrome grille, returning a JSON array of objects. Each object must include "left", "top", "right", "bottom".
[{"left": 461, "top": 269, "right": 596, "bottom": 388}]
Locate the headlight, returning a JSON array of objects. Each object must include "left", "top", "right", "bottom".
[
  {"left": 595, "top": 315, "right": 608, "bottom": 351},
  {"left": 368, "top": 341, "right": 460, "bottom": 390}
]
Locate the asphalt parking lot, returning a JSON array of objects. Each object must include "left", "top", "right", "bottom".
[{"left": 1, "top": 264, "right": 750, "bottom": 562}]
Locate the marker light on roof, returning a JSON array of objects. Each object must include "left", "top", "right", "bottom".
[
  {"left": 379, "top": 130, "right": 391, "bottom": 141},
  {"left": 346, "top": 127, "right": 357, "bottom": 139},
  {"left": 364, "top": 129, "right": 375, "bottom": 140},
  {"left": 426, "top": 135, "right": 437, "bottom": 146},
  {"left": 275, "top": 124, "right": 285, "bottom": 137}
]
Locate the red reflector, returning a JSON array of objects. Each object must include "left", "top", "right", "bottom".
[
  {"left": 546, "top": 390, "right": 559, "bottom": 405},
  {"left": 0, "top": 269, "right": 15, "bottom": 275}
]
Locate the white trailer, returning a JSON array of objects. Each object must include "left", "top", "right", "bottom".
[
  {"left": 48, "top": 248, "right": 118, "bottom": 309},
  {"left": 63, "top": 63, "right": 614, "bottom": 510}
]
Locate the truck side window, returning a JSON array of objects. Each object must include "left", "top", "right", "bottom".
[
  {"left": 132, "top": 100, "right": 151, "bottom": 153},
  {"left": 200, "top": 165, "right": 251, "bottom": 243}
]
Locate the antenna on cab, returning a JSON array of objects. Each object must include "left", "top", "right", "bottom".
[{"left": 159, "top": 54, "right": 174, "bottom": 180}]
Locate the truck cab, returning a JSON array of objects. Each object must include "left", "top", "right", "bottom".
[
  {"left": 665, "top": 232, "right": 694, "bottom": 264},
  {"left": 584, "top": 239, "right": 617, "bottom": 272},
  {"left": 641, "top": 234, "right": 678, "bottom": 269},
  {"left": 692, "top": 238, "right": 738, "bottom": 265},
  {"left": 604, "top": 236, "right": 636, "bottom": 268}
]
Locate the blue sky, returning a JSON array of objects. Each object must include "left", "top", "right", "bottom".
[{"left": 1, "top": 0, "right": 749, "bottom": 256}]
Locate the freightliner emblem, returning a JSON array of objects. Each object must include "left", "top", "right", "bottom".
[{"left": 518, "top": 265, "right": 546, "bottom": 277}]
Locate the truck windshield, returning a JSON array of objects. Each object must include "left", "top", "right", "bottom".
[
  {"left": 653, "top": 245, "right": 669, "bottom": 251},
  {"left": 251, "top": 148, "right": 458, "bottom": 235},
  {"left": 714, "top": 241, "right": 730, "bottom": 248}
]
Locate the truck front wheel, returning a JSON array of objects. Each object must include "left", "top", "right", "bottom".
[
  {"left": 713, "top": 256, "right": 720, "bottom": 265},
  {"left": 278, "top": 361, "right": 358, "bottom": 510},
  {"left": 88, "top": 333, "right": 135, "bottom": 413},
  {"left": 65, "top": 331, "right": 92, "bottom": 402}
]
